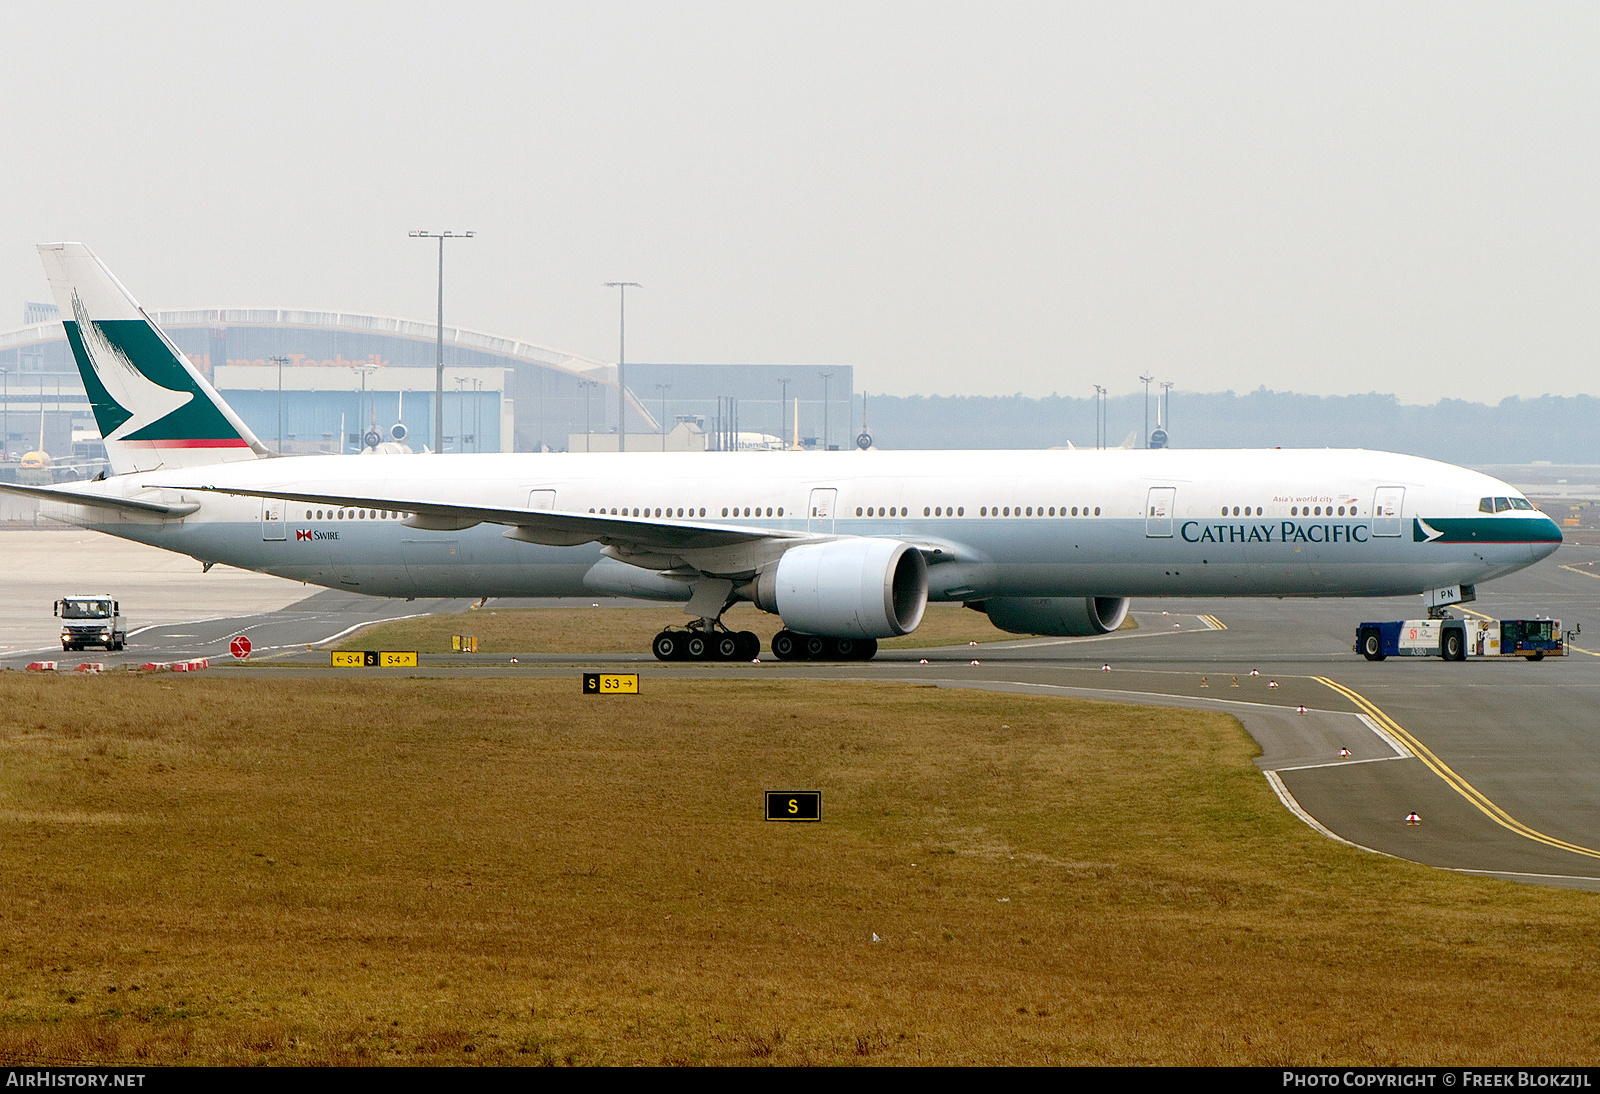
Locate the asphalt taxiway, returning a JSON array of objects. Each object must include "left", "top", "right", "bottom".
[{"left": 5, "top": 529, "right": 1599, "bottom": 891}]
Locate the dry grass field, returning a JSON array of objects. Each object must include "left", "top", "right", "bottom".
[
  {"left": 1, "top": 672, "right": 1599, "bottom": 1066},
  {"left": 334, "top": 602, "right": 1131, "bottom": 656}
]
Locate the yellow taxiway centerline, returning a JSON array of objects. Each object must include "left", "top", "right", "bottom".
[{"left": 1314, "top": 675, "right": 1600, "bottom": 861}]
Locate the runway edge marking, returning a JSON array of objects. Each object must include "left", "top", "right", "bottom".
[
  {"left": 1314, "top": 675, "right": 1600, "bottom": 861},
  {"left": 1262, "top": 771, "right": 1376, "bottom": 851}
]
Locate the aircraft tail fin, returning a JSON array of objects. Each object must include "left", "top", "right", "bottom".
[{"left": 37, "top": 243, "right": 268, "bottom": 475}]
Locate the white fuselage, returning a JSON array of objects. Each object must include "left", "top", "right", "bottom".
[{"left": 40, "top": 447, "right": 1561, "bottom": 608}]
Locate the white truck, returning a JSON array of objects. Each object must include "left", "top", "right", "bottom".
[{"left": 55, "top": 594, "right": 127, "bottom": 652}]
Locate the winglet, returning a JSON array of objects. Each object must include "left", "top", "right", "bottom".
[{"left": 38, "top": 243, "right": 268, "bottom": 475}]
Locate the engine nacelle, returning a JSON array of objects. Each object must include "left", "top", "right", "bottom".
[
  {"left": 979, "top": 596, "right": 1131, "bottom": 636},
  {"left": 755, "top": 539, "right": 928, "bottom": 639}
]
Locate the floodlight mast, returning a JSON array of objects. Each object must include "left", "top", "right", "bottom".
[
  {"left": 270, "top": 356, "right": 288, "bottom": 454},
  {"left": 409, "top": 230, "right": 475, "bottom": 453},
  {"left": 605, "top": 281, "right": 641, "bottom": 451},
  {"left": 1140, "top": 373, "right": 1155, "bottom": 448}
]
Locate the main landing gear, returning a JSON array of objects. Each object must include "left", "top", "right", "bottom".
[
  {"left": 652, "top": 621, "right": 762, "bottom": 661},
  {"left": 769, "top": 630, "right": 878, "bottom": 662},
  {"left": 648, "top": 623, "right": 881, "bottom": 662}
]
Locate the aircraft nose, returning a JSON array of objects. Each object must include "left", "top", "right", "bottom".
[{"left": 1535, "top": 514, "right": 1563, "bottom": 559}]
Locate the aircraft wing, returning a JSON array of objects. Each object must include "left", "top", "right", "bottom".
[
  {"left": 163, "top": 482, "right": 810, "bottom": 553},
  {"left": 0, "top": 481, "right": 200, "bottom": 517}
]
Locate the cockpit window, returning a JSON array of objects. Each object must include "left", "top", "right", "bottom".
[
  {"left": 1480, "top": 497, "right": 1494, "bottom": 513},
  {"left": 1510, "top": 498, "right": 1533, "bottom": 510},
  {"left": 1494, "top": 497, "right": 1512, "bottom": 512}
]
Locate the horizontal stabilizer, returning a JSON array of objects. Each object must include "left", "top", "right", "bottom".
[{"left": 0, "top": 481, "right": 199, "bottom": 517}]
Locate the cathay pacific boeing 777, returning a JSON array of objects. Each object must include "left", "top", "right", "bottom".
[{"left": 4, "top": 243, "right": 1562, "bottom": 661}]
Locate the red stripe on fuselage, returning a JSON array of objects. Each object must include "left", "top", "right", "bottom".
[{"left": 116, "top": 438, "right": 252, "bottom": 448}]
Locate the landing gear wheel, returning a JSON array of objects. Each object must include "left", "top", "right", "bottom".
[
  {"left": 834, "top": 637, "right": 856, "bottom": 660},
  {"left": 1360, "top": 629, "right": 1385, "bottom": 661},
  {"left": 804, "top": 635, "right": 829, "bottom": 660},
  {"left": 737, "top": 631, "right": 761, "bottom": 660},
  {"left": 857, "top": 638, "right": 878, "bottom": 661},
  {"left": 685, "top": 634, "right": 709, "bottom": 659},
  {"left": 1442, "top": 630, "right": 1465, "bottom": 661},
  {"left": 715, "top": 634, "right": 741, "bottom": 660},
  {"left": 772, "top": 630, "right": 801, "bottom": 661},
  {"left": 652, "top": 632, "right": 683, "bottom": 661}
]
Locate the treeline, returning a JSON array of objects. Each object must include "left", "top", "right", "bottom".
[{"left": 855, "top": 389, "right": 1600, "bottom": 464}]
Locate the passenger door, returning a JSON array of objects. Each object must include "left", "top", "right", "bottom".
[
  {"left": 1372, "top": 487, "right": 1404, "bottom": 537},
  {"left": 261, "top": 498, "right": 285, "bottom": 541},
  {"left": 1145, "top": 487, "right": 1176, "bottom": 538},
  {"left": 808, "top": 488, "right": 837, "bottom": 533}
]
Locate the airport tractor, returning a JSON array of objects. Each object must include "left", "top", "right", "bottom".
[
  {"left": 55, "top": 594, "right": 127, "bottom": 652},
  {"left": 1355, "top": 615, "right": 1569, "bottom": 662}
]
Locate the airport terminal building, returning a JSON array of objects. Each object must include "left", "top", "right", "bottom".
[{"left": 0, "top": 304, "right": 852, "bottom": 467}]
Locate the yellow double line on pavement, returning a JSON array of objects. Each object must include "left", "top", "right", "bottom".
[{"left": 1313, "top": 675, "right": 1600, "bottom": 861}]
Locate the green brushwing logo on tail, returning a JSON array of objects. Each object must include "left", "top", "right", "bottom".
[{"left": 63, "top": 295, "right": 247, "bottom": 448}]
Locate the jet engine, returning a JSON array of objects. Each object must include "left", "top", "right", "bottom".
[
  {"left": 753, "top": 539, "right": 928, "bottom": 638},
  {"left": 978, "top": 596, "right": 1131, "bottom": 636}
]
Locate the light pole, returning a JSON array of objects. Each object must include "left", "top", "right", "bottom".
[
  {"left": 473, "top": 378, "right": 482, "bottom": 452},
  {"left": 1139, "top": 373, "right": 1154, "bottom": 448},
  {"left": 777, "top": 377, "right": 789, "bottom": 447},
  {"left": 270, "top": 356, "right": 288, "bottom": 454},
  {"left": 1160, "top": 381, "right": 1173, "bottom": 441},
  {"left": 456, "top": 376, "right": 468, "bottom": 453},
  {"left": 410, "top": 230, "right": 475, "bottom": 454},
  {"left": 819, "top": 370, "right": 834, "bottom": 451},
  {"left": 578, "top": 379, "right": 597, "bottom": 450},
  {"left": 655, "top": 382, "right": 671, "bottom": 439},
  {"left": 356, "top": 364, "right": 376, "bottom": 450},
  {"left": 1093, "top": 384, "right": 1106, "bottom": 449},
  {"left": 604, "top": 281, "right": 641, "bottom": 452},
  {"left": 1, "top": 368, "right": 8, "bottom": 459}
]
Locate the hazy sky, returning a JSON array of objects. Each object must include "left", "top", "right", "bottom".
[{"left": 3, "top": 2, "right": 1597, "bottom": 403}]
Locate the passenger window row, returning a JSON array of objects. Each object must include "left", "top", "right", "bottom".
[
  {"left": 976, "top": 506, "right": 1100, "bottom": 517},
  {"left": 305, "top": 508, "right": 408, "bottom": 520},
  {"left": 581, "top": 507, "right": 787, "bottom": 518}
]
